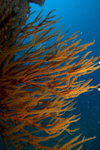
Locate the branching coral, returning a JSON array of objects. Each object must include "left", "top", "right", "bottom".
[{"left": 0, "top": 10, "right": 100, "bottom": 150}]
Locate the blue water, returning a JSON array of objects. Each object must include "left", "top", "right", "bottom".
[{"left": 28, "top": 0, "right": 100, "bottom": 149}]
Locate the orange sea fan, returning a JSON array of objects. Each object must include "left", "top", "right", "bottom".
[{"left": 0, "top": 10, "right": 100, "bottom": 150}]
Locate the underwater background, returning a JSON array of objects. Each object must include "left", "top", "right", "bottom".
[
  {"left": 0, "top": 0, "right": 100, "bottom": 150},
  {"left": 28, "top": 0, "right": 100, "bottom": 150}
]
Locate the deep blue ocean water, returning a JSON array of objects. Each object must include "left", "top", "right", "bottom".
[
  {"left": 28, "top": 0, "right": 100, "bottom": 150},
  {"left": 1, "top": 0, "right": 100, "bottom": 150}
]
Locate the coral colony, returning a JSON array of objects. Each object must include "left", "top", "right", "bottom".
[{"left": 0, "top": 1, "right": 100, "bottom": 150}]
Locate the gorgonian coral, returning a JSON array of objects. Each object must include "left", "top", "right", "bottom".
[{"left": 0, "top": 10, "right": 100, "bottom": 150}]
